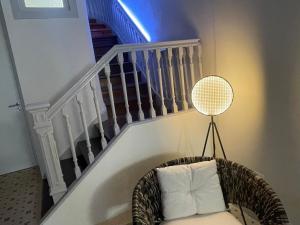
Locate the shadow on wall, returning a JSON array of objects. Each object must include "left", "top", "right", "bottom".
[
  {"left": 152, "top": 0, "right": 199, "bottom": 41},
  {"left": 255, "top": 1, "right": 300, "bottom": 222},
  {"left": 89, "top": 153, "right": 186, "bottom": 224},
  {"left": 213, "top": 0, "right": 300, "bottom": 223},
  {"left": 96, "top": 210, "right": 131, "bottom": 225}
]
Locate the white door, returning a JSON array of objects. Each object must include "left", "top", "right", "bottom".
[{"left": 0, "top": 20, "right": 36, "bottom": 175}]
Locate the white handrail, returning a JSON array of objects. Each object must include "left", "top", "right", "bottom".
[
  {"left": 47, "top": 39, "right": 201, "bottom": 119},
  {"left": 47, "top": 46, "right": 118, "bottom": 119},
  {"left": 116, "top": 39, "right": 200, "bottom": 51}
]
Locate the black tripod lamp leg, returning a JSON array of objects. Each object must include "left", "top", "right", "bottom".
[
  {"left": 211, "top": 116, "right": 216, "bottom": 158},
  {"left": 238, "top": 204, "right": 248, "bottom": 225},
  {"left": 202, "top": 123, "right": 212, "bottom": 157},
  {"left": 213, "top": 122, "right": 227, "bottom": 160}
]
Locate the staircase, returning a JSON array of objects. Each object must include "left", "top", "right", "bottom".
[
  {"left": 30, "top": 35, "right": 201, "bottom": 217},
  {"left": 24, "top": 0, "right": 204, "bottom": 223},
  {"left": 89, "top": 18, "right": 118, "bottom": 61},
  {"left": 33, "top": 37, "right": 202, "bottom": 215},
  {"left": 41, "top": 19, "right": 164, "bottom": 215}
]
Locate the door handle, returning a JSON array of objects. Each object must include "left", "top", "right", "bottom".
[{"left": 8, "top": 102, "right": 22, "bottom": 111}]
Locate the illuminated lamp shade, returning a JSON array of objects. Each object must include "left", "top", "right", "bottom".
[{"left": 192, "top": 75, "right": 233, "bottom": 116}]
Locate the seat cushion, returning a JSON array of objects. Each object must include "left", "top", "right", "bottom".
[
  {"left": 156, "top": 160, "right": 226, "bottom": 220},
  {"left": 161, "top": 212, "right": 243, "bottom": 225}
]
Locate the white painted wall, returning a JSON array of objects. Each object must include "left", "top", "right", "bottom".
[
  {"left": 0, "top": 0, "right": 107, "bottom": 162},
  {"left": 41, "top": 110, "right": 210, "bottom": 225},
  {"left": 0, "top": 0, "right": 95, "bottom": 105},
  {"left": 119, "top": 0, "right": 300, "bottom": 223},
  {"left": 0, "top": 10, "right": 36, "bottom": 174}
]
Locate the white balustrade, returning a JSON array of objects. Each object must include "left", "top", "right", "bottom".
[
  {"left": 105, "top": 64, "right": 120, "bottom": 135},
  {"left": 118, "top": 52, "right": 133, "bottom": 123},
  {"left": 182, "top": 48, "right": 192, "bottom": 105},
  {"left": 155, "top": 49, "right": 167, "bottom": 115},
  {"left": 26, "top": 39, "right": 202, "bottom": 205},
  {"left": 62, "top": 109, "right": 81, "bottom": 179},
  {"left": 167, "top": 48, "right": 179, "bottom": 113},
  {"left": 90, "top": 81, "right": 108, "bottom": 149},
  {"left": 188, "top": 46, "right": 196, "bottom": 86},
  {"left": 130, "top": 51, "right": 145, "bottom": 120},
  {"left": 178, "top": 47, "right": 189, "bottom": 110},
  {"left": 143, "top": 50, "right": 156, "bottom": 118},
  {"left": 76, "top": 94, "right": 95, "bottom": 164},
  {"left": 198, "top": 44, "right": 203, "bottom": 77}
]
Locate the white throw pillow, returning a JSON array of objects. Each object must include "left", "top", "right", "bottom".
[
  {"left": 156, "top": 160, "right": 226, "bottom": 221},
  {"left": 156, "top": 165, "right": 196, "bottom": 220},
  {"left": 190, "top": 160, "right": 226, "bottom": 214}
]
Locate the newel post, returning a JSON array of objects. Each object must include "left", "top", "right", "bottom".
[{"left": 28, "top": 103, "right": 67, "bottom": 203}]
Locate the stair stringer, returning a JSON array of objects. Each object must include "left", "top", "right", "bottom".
[{"left": 40, "top": 110, "right": 211, "bottom": 225}]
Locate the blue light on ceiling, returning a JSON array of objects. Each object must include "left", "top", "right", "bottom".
[{"left": 117, "top": 0, "right": 151, "bottom": 42}]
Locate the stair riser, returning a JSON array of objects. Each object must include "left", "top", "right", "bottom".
[
  {"left": 99, "top": 72, "right": 142, "bottom": 88},
  {"left": 93, "top": 37, "right": 118, "bottom": 47},
  {"left": 98, "top": 63, "right": 134, "bottom": 76},
  {"left": 95, "top": 52, "right": 130, "bottom": 62},
  {"left": 102, "top": 85, "right": 148, "bottom": 103},
  {"left": 92, "top": 32, "right": 114, "bottom": 39},
  {"left": 94, "top": 47, "right": 112, "bottom": 57},
  {"left": 90, "top": 23, "right": 106, "bottom": 29},
  {"left": 106, "top": 99, "right": 153, "bottom": 116},
  {"left": 89, "top": 18, "right": 97, "bottom": 23}
]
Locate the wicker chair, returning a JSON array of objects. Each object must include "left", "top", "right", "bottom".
[{"left": 132, "top": 157, "right": 289, "bottom": 225}]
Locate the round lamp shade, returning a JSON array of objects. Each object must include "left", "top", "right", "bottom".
[{"left": 191, "top": 76, "right": 233, "bottom": 116}]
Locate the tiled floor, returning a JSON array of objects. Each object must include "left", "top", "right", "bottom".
[
  {"left": 0, "top": 167, "right": 42, "bottom": 225},
  {"left": 0, "top": 167, "right": 260, "bottom": 225}
]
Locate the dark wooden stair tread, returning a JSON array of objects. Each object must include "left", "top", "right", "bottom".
[
  {"left": 77, "top": 137, "right": 106, "bottom": 164},
  {"left": 41, "top": 155, "right": 87, "bottom": 217},
  {"left": 90, "top": 23, "right": 106, "bottom": 29},
  {"left": 89, "top": 19, "right": 117, "bottom": 60},
  {"left": 100, "top": 74, "right": 144, "bottom": 90}
]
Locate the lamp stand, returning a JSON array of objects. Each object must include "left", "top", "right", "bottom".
[
  {"left": 201, "top": 116, "right": 247, "bottom": 225},
  {"left": 201, "top": 116, "right": 227, "bottom": 159}
]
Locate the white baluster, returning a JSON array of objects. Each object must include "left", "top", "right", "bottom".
[
  {"left": 167, "top": 48, "right": 178, "bottom": 113},
  {"left": 183, "top": 48, "right": 192, "bottom": 104},
  {"left": 130, "top": 51, "right": 145, "bottom": 121},
  {"left": 90, "top": 81, "right": 108, "bottom": 149},
  {"left": 178, "top": 47, "right": 189, "bottom": 110},
  {"left": 105, "top": 64, "right": 120, "bottom": 135},
  {"left": 155, "top": 49, "right": 167, "bottom": 116},
  {"left": 143, "top": 50, "right": 156, "bottom": 118},
  {"left": 150, "top": 52, "right": 158, "bottom": 93},
  {"left": 188, "top": 46, "right": 196, "bottom": 87},
  {"left": 198, "top": 44, "right": 203, "bottom": 78},
  {"left": 62, "top": 109, "right": 81, "bottom": 179},
  {"left": 76, "top": 94, "right": 94, "bottom": 164},
  {"left": 117, "top": 52, "right": 132, "bottom": 123}
]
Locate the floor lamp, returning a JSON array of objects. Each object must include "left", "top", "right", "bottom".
[
  {"left": 191, "top": 75, "right": 248, "bottom": 225},
  {"left": 191, "top": 75, "right": 233, "bottom": 159}
]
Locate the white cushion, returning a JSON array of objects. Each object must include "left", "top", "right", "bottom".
[
  {"left": 156, "top": 165, "right": 196, "bottom": 220},
  {"left": 156, "top": 160, "right": 226, "bottom": 221},
  {"left": 190, "top": 160, "right": 226, "bottom": 214},
  {"left": 161, "top": 212, "right": 242, "bottom": 225}
]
